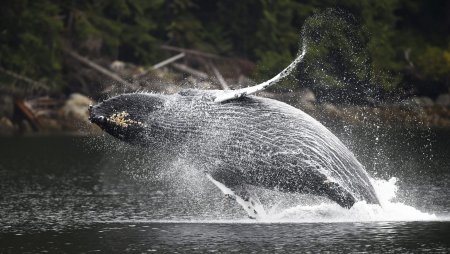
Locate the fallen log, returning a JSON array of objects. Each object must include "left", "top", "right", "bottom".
[
  {"left": 137, "top": 53, "right": 186, "bottom": 78},
  {"left": 161, "top": 45, "right": 222, "bottom": 60},
  {"left": 153, "top": 52, "right": 185, "bottom": 70},
  {"left": 0, "top": 67, "right": 49, "bottom": 92},
  {"left": 65, "top": 49, "right": 137, "bottom": 90},
  {"left": 14, "top": 100, "right": 39, "bottom": 131},
  {"left": 211, "top": 64, "right": 229, "bottom": 90},
  {"left": 171, "top": 63, "right": 209, "bottom": 80}
]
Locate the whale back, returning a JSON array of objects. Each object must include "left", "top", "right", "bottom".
[{"left": 157, "top": 90, "right": 379, "bottom": 205}]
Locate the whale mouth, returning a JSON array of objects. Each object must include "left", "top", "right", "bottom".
[
  {"left": 89, "top": 115, "right": 107, "bottom": 125},
  {"left": 88, "top": 105, "right": 107, "bottom": 126}
]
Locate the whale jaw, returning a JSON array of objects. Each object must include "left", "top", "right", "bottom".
[{"left": 88, "top": 97, "right": 149, "bottom": 143}]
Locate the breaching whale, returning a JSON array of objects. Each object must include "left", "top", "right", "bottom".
[
  {"left": 89, "top": 88, "right": 380, "bottom": 218},
  {"left": 89, "top": 45, "right": 379, "bottom": 218}
]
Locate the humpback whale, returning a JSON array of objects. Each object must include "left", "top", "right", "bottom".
[
  {"left": 89, "top": 89, "right": 380, "bottom": 218},
  {"left": 89, "top": 43, "right": 379, "bottom": 218}
]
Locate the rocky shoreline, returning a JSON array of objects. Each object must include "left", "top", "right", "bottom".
[
  {"left": 0, "top": 93, "right": 101, "bottom": 136},
  {"left": 266, "top": 91, "right": 450, "bottom": 129},
  {"left": 1, "top": 89, "right": 449, "bottom": 137},
  {"left": 1, "top": 52, "right": 449, "bottom": 136}
]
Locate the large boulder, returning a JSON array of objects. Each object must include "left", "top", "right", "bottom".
[
  {"left": 0, "top": 95, "right": 14, "bottom": 118},
  {"left": 0, "top": 117, "right": 16, "bottom": 135},
  {"left": 61, "top": 93, "right": 92, "bottom": 121},
  {"left": 60, "top": 93, "right": 102, "bottom": 134},
  {"left": 436, "top": 94, "right": 450, "bottom": 106},
  {"left": 400, "top": 96, "right": 434, "bottom": 108},
  {"left": 298, "top": 88, "right": 316, "bottom": 106},
  {"left": 414, "top": 96, "right": 434, "bottom": 107}
]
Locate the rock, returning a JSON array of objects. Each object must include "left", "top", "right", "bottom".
[
  {"left": 395, "top": 96, "right": 434, "bottom": 108},
  {"left": 61, "top": 93, "right": 93, "bottom": 122},
  {"left": 323, "top": 103, "right": 340, "bottom": 115},
  {"left": 299, "top": 88, "right": 316, "bottom": 104},
  {"left": 60, "top": 93, "right": 104, "bottom": 134},
  {"left": 18, "top": 119, "right": 33, "bottom": 133},
  {"left": 38, "top": 117, "right": 62, "bottom": 131},
  {"left": 397, "top": 99, "right": 414, "bottom": 108},
  {"left": 297, "top": 89, "right": 316, "bottom": 110},
  {"left": 0, "top": 117, "right": 16, "bottom": 135},
  {"left": 415, "top": 96, "right": 434, "bottom": 107},
  {"left": 110, "top": 60, "right": 125, "bottom": 71},
  {"left": 0, "top": 95, "right": 14, "bottom": 118},
  {"left": 436, "top": 94, "right": 450, "bottom": 106}
]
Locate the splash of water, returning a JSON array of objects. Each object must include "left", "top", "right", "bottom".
[
  {"left": 103, "top": 175, "right": 441, "bottom": 225},
  {"left": 93, "top": 131, "right": 441, "bottom": 223},
  {"left": 256, "top": 177, "right": 437, "bottom": 222},
  {"left": 88, "top": 9, "right": 443, "bottom": 224}
]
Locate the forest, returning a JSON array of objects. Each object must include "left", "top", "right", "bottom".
[{"left": 0, "top": 0, "right": 449, "bottom": 105}]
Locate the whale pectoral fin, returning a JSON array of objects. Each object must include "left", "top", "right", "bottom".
[
  {"left": 205, "top": 173, "right": 266, "bottom": 219},
  {"left": 322, "top": 181, "right": 356, "bottom": 209},
  {"left": 205, "top": 173, "right": 236, "bottom": 197},
  {"left": 214, "top": 46, "right": 306, "bottom": 103}
]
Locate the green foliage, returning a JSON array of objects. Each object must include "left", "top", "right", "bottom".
[
  {"left": 416, "top": 46, "right": 450, "bottom": 82},
  {"left": 255, "top": 51, "right": 294, "bottom": 82},
  {"left": 0, "top": 0, "right": 448, "bottom": 96},
  {"left": 60, "top": 0, "right": 163, "bottom": 62},
  {"left": 0, "top": 0, "right": 63, "bottom": 89},
  {"left": 301, "top": 9, "right": 372, "bottom": 87}
]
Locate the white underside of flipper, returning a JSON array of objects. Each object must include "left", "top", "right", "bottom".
[
  {"left": 205, "top": 174, "right": 266, "bottom": 219},
  {"left": 214, "top": 45, "right": 306, "bottom": 103}
]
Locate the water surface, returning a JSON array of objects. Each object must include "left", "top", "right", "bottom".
[{"left": 0, "top": 128, "right": 449, "bottom": 252}]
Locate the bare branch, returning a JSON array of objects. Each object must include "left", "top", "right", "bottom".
[
  {"left": 65, "top": 49, "right": 137, "bottom": 90},
  {"left": 0, "top": 66, "right": 49, "bottom": 91},
  {"left": 136, "top": 53, "right": 186, "bottom": 78},
  {"left": 161, "top": 45, "right": 223, "bottom": 60},
  {"left": 211, "top": 64, "right": 229, "bottom": 90},
  {"left": 153, "top": 52, "right": 185, "bottom": 70},
  {"left": 171, "top": 63, "right": 209, "bottom": 80}
]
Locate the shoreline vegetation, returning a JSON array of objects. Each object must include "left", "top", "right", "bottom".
[
  {"left": 1, "top": 1, "right": 449, "bottom": 135},
  {"left": 0, "top": 50, "right": 449, "bottom": 136}
]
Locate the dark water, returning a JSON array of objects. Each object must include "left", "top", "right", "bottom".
[
  {"left": 0, "top": 128, "right": 449, "bottom": 253},
  {"left": 1, "top": 222, "right": 449, "bottom": 253}
]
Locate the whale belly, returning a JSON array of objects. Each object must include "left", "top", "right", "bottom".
[{"left": 198, "top": 96, "right": 379, "bottom": 206}]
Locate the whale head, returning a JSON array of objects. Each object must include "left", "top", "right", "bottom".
[{"left": 89, "top": 93, "right": 165, "bottom": 144}]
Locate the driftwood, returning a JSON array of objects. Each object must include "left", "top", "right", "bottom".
[
  {"left": 211, "top": 64, "right": 229, "bottom": 90},
  {"left": 153, "top": 52, "right": 185, "bottom": 70},
  {"left": 171, "top": 63, "right": 209, "bottom": 80},
  {"left": 0, "top": 84, "right": 24, "bottom": 95},
  {"left": 0, "top": 66, "right": 49, "bottom": 92},
  {"left": 161, "top": 45, "right": 222, "bottom": 60},
  {"left": 63, "top": 46, "right": 250, "bottom": 94},
  {"left": 160, "top": 46, "right": 256, "bottom": 91},
  {"left": 156, "top": 47, "right": 231, "bottom": 89},
  {"left": 136, "top": 53, "right": 186, "bottom": 78},
  {"left": 65, "top": 50, "right": 137, "bottom": 90},
  {"left": 15, "top": 100, "right": 39, "bottom": 131}
]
